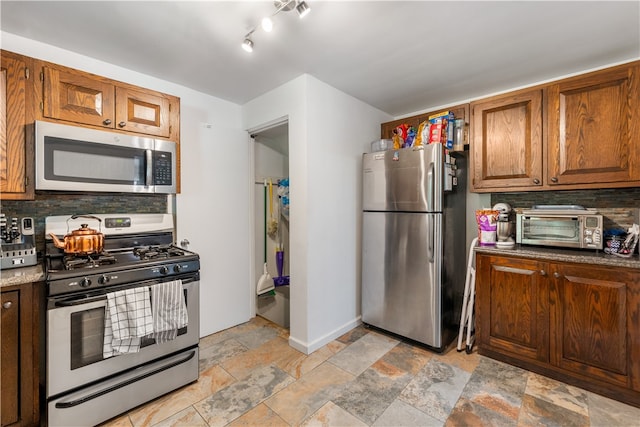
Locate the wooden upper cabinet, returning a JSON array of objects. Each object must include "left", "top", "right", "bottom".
[
  {"left": 470, "top": 60, "right": 640, "bottom": 192},
  {"left": 43, "top": 66, "right": 115, "bottom": 128},
  {"left": 470, "top": 89, "right": 543, "bottom": 191},
  {"left": 41, "top": 63, "right": 174, "bottom": 139},
  {"left": 380, "top": 103, "right": 469, "bottom": 150},
  {"left": 547, "top": 63, "right": 640, "bottom": 187},
  {"left": 115, "top": 87, "right": 170, "bottom": 137},
  {"left": 0, "top": 50, "right": 34, "bottom": 200}
]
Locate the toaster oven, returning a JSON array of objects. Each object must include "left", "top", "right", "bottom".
[{"left": 516, "top": 207, "right": 603, "bottom": 250}]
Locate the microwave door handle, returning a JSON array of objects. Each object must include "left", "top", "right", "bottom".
[{"left": 145, "top": 149, "right": 153, "bottom": 187}]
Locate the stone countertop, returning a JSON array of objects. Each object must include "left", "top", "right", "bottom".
[
  {"left": 474, "top": 244, "right": 640, "bottom": 270},
  {"left": 1, "top": 262, "right": 45, "bottom": 288}
]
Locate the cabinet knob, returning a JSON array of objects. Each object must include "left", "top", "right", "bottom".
[
  {"left": 103, "top": 119, "right": 112, "bottom": 125},
  {"left": 540, "top": 270, "right": 547, "bottom": 276},
  {"left": 3, "top": 301, "right": 12, "bottom": 309},
  {"left": 550, "top": 177, "right": 558, "bottom": 183},
  {"left": 533, "top": 178, "right": 540, "bottom": 185},
  {"left": 118, "top": 121, "right": 127, "bottom": 128},
  {"left": 553, "top": 272, "right": 561, "bottom": 278}
]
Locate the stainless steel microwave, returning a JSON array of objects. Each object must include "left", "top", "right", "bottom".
[
  {"left": 516, "top": 209, "right": 603, "bottom": 250},
  {"left": 35, "top": 120, "right": 176, "bottom": 194}
]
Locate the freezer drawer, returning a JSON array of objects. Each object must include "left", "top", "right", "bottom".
[{"left": 361, "top": 211, "right": 443, "bottom": 347}]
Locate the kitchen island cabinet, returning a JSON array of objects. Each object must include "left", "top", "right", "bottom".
[
  {"left": 476, "top": 252, "right": 640, "bottom": 407},
  {"left": 1, "top": 282, "right": 40, "bottom": 427},
  {"left": 471, "top": 60, "right": 640, "bottom": 192},
  {"left": 0, "top": 50, "right": 35, "bottom": 200}
]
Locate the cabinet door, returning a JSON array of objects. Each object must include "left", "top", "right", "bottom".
[
  {"left": 550, "top": 265, "right": 637, "bottom": 388},
  {"left": 115, "top": 87, "right": 170, "bottom": 137},
  {"left": 547, "top": 63, "right": 640, "bottom": 186},
  {"left": 471, "top": 89, "right": 543, "bottom": 191},
  {"left": 43, "top": 66, "right": 116, "bottom": 128},
  {"left": 1, "top": 291, "right": 20, "bottom": 426},
  {"left": 476, "top": 254, "right": 549, "bottom": 362},
  {"left": 1, "top": 51, "right": 32, "bottom": 199}
]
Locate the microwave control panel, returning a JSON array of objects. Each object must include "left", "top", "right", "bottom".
[{"left": 153, "top": 151, "right": 173, "bottom": 185}]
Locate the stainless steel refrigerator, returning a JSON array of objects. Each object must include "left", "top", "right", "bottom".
[{"left": 361, "top": 144, "right": 466, "bottom": 351}]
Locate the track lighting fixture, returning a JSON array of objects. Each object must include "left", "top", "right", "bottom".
[
  {"left": 241, "top": 0, "right": 311, "bottom": 52},
  {"left": 242, "top": 37, "right": 254, "bottom": 53},
  {"left": 296, "top": 1, "right": 310, "bottom": 18}
]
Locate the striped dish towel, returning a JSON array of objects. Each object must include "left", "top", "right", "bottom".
[
  {"left": 149, "top": 279, "right": 188, "bottom": 344},
  {"left": 103, "top": 287, "right": 154, "bottom": 358}
]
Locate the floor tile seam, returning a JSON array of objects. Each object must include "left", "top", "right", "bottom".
[
  {"left": 324, "top": 399, "right": 372, "bottom": 426},
  {"left": 145, "top": 404, "right": 197, "bottom": 427},
  {"left": 190, "top": 402, "right": 213, "bottom": 427},
  {"left": 330, "top": 378, "right": 410, "bottom": 426}
]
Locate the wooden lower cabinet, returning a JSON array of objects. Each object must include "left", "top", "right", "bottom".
[
  {"left": 1, "top": 283, "right": 40, "bottom": 427},
  {"left": 476, "top": 253, "right": 640, "bottom": 407}
]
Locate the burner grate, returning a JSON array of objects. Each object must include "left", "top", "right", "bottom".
[
  {"left": 133, "top": 245, "right": 185, "bottom": 260},
  {"left": 63, "top": 253, "right": 117, "bottom": 270}
]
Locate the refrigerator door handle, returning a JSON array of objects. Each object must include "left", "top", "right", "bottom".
[
  {"left": 427, "top": 216, "right": 434, "bottom": 263},
  {"left": 427, "top": 162, "right": 434, "bottom": 212}
]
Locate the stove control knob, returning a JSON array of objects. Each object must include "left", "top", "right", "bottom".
[
  {"left": 160, "top": 266, "right": 169, "bottom": 275},
  {"left": 98, "top": 275, "right": 110, "bottom": 285},
  {"left": 80, "top": 277, "right": 92, "bottom": 288},
  {"left": 174, "top": 264, "right": 182, "bottom": 273}
]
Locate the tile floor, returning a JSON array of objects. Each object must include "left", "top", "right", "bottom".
[{"left": 101, "top": 316, "right": 640, "bottom": 427}]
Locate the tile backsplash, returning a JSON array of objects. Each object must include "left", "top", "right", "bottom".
[
  {"left": 491, "top": 187, "right": 640, "bottom": 231},
  {"left": 1, "top": 192, "right": 168, "bottom": 255}
]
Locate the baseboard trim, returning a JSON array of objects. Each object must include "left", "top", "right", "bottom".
[{"left": 289, "top": 316, "right": 361, "bottom": 354}]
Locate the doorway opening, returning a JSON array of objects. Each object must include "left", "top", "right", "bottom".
[{"left": 252, "top": 121, "right": 290, "bottom": 328}]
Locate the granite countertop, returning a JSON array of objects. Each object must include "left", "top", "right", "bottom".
[
  {"left": 1, "top": 262, "right": 46, "bottom": 288},
  {"left": 474, "top": 244, "right": 640, "bottom": 270}
]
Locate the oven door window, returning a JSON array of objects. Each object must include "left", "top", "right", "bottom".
[
  {"left": 522, "top": 217, "right": 580, "bottom": 242},
  {"left": 69, "top": 290, "right": 188, "bottom": 370}
]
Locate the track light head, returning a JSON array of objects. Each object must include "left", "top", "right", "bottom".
[
  {"left": 261, "top": 16, "right": 273, "bottom": 32},
  {"left": 296, "top": 1, "right": 310, "bottom": 18},
  {"left": 242, "top": 37, "right": 254, "bottom": 53}
]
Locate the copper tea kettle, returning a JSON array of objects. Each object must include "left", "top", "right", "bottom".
[{"left": 49, "top": 215, "right": 105, "bottom": 254}]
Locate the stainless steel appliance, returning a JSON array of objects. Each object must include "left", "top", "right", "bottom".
[
  {"left": 516, "top": 205, "right": 603, "bottom": 250},
  {"left": 493, "top": 203, "right": 515, "bottom": 248},
  {"left": 45, "top": 214, "right": 199, "bottom": 426},
  {"left": 361, "top": 144, "right": 466, "bottom": 351},
  {"left": 35, "top": 120, "right": 176, "bottom": 193},
  {"left": 0, "top": 214, "right": 37, "bottom": 269}
]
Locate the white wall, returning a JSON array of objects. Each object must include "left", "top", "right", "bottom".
[
  {"left": 242, "top": 75, "right": 392, "bottom": 353},
  {"left": 1, "top": 32, "right": 249, "bottom": 337}
]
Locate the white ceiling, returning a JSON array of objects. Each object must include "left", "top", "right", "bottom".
[{"left": 1, "top": 1, "right": 639, "bottom": 117}]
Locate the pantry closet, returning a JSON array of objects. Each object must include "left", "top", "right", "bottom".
[{"left": 252, "top": 122, "right": 290, "bottom": 328}]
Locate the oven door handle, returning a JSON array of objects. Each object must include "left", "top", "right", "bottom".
[{"left": 55, "top": 294, "right": 107, "bottom": 307}]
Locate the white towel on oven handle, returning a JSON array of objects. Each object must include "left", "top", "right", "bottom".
[
  {"left": 103, "top": 287, "right": 154, "bottom": 358},
  {"left": 149, "top": 279, "right": 188, "bottom": 344}
]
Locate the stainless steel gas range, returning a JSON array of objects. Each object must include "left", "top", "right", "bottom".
[{"left": 44, "top": 213, "right": 200, "bottom": 427}]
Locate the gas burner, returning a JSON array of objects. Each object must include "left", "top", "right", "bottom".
[
  {"left": 63, "top": 253, "right": 117, "bottom": 270},
  {"left": 133, "top": 245, "right": 185, "bottom": 260}
]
